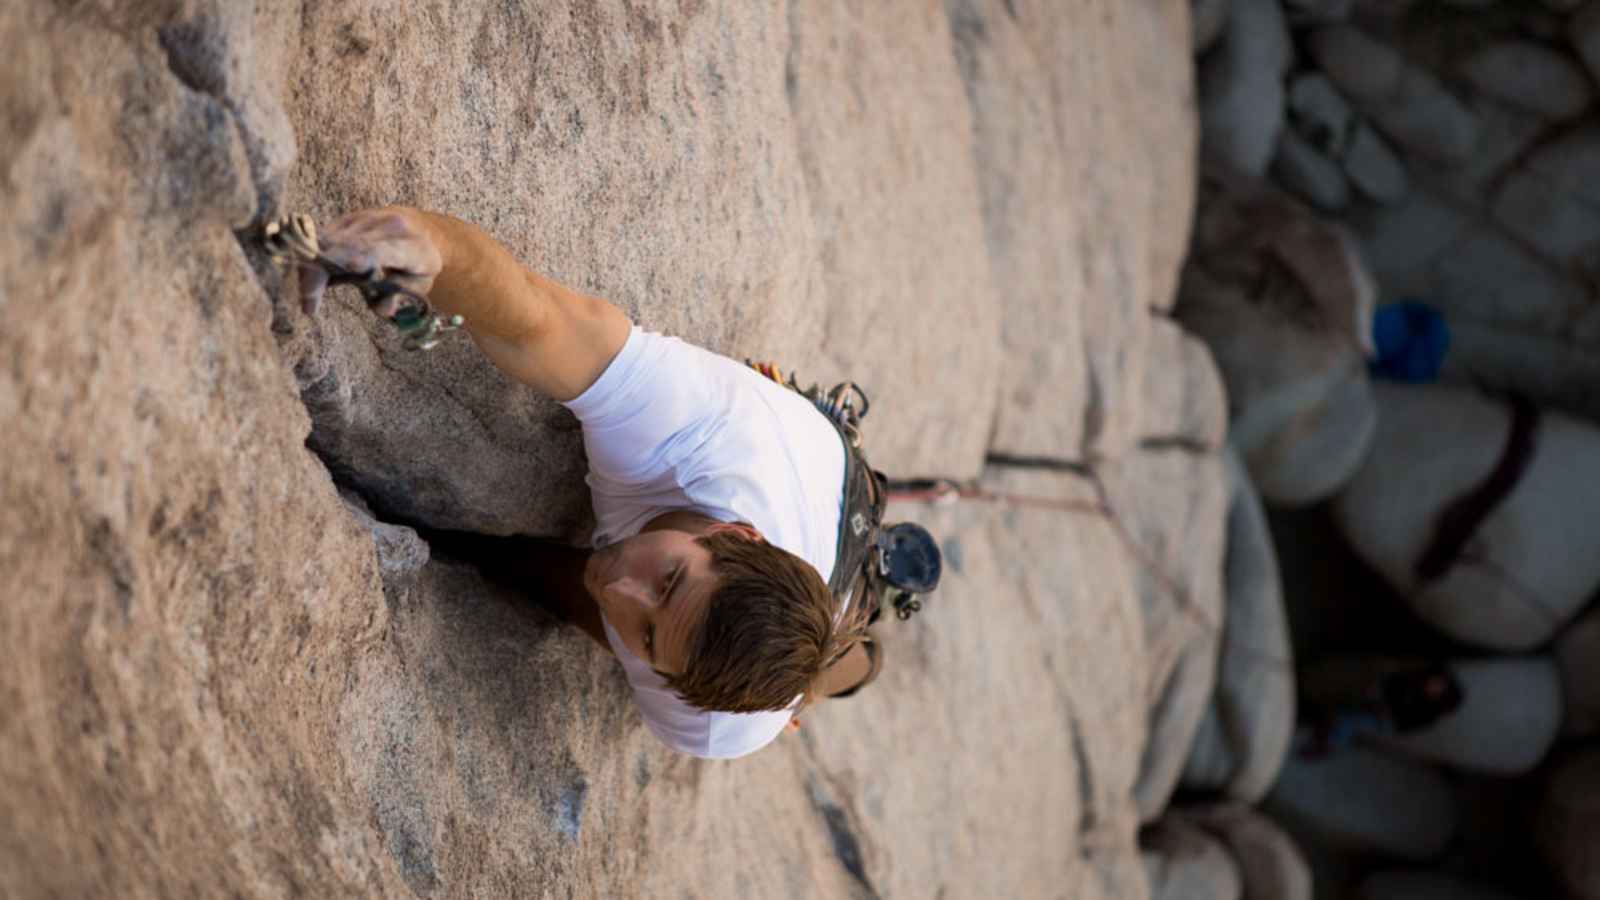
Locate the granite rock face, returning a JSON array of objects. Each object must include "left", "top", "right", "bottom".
[{"left": 1, "top": 1, "right": 1208, "bottom": 898}]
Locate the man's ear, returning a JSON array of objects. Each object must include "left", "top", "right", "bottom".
[{"left": 705, "top": 520, "right": 763, "bottom": 543}]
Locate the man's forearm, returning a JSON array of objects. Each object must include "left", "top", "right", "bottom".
[
  {"left": 408, "top": 210, "right": 564, "bottom": 342},
  {"left": 402, "top": 208, "right": 631, "bottom": 401}
]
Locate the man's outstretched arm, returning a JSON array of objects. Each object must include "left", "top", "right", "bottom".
[{"left": 299, "top": 207, "right": 631, "bottom": 401}]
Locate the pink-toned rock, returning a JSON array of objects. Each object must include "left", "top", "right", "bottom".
[
  {"left": 1181, "top": 450, "right": 1294, "bottom": 805},
  {"left": 1097, "top": 445, "right": 1229, "bottom": 823},
  {"left": 0, "top": 1, "right": 1203, "bottom": 897}
]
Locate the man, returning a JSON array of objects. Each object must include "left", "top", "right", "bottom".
[{"left": 297, "top": 207, "right": 878, "bottom": 759}]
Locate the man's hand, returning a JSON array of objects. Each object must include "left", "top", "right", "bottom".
[{"left": 297, "top": 208, "right": 443, "bottom": 318}]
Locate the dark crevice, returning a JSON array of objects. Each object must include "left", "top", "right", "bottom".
[
  {"left": 984, "top": 452, "right": 1093, "bottom": 475},
  {"left": 806, "top": 775, "right": 880, "bottom": 900},
  {"left": 1138, "top": 436, "right": 1216, "bottom": 455}
]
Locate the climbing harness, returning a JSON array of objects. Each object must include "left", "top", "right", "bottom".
[
  {"left": 262, "top": 213, "right": 465, "bottom": 351},
  {"left": 745, "top": 361, "right": 943, "bottom": 627}
]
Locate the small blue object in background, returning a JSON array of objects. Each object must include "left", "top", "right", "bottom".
[{"left": 1371, "top": 301, "right": 1449, "bottom": 383}]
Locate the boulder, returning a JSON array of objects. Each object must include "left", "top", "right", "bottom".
[
  {"left": 1283, "top": 0, "right": 1355, "bottom": 28},
  {"left": 1491, "top": 164, "right": 1600, "bottom": 267},
  {"left": 1457, "top": 39, "right": 1594, "bottom": 120},
  {"left": 1346, "top": 187, "right": 1470, "bottom": 296},
  {"left": 1266, "top": 747, "right": 1458, "bottom": 860},
  {"left": 1573, "top": 1, "right": 1600, "bottom": 85},
  {"left": 1190, "top": 806, "right": 1312, "bottom": 900},
  {"left": 1357, "top": 871, "right": 1525, "bottom": 900},
  {"left": 1096, "top": 447, "right": 1229, "bottom": 823},
  {"left": 1343, "top": 123, "right": 1409, "bottom": 204},
  {"left": 1181, "top": 450, "right": 1294, "bottom": 805},
  {"left": 1177, "top": 171, "right": 1378, "bottom": 506},
  {"left": 1273, "top": 130, "right": 1351, "bottom": 211},
  {"left": 1333, "top": 383, "right": 1600, "bottom": 650},
  {"left": 1199, "top": 0, "right": 1293, "bottom": 176},
  {"left": 1307, "top": 25, "right": 1483, "bottom": 163},
  {"left": 1417, "top": 96, "right": 1546, "bottom": 207},
  {"left": 1536, "top": 750, "right": 1600, "bottom": 900},
  {"left": 1287, "top": 72, "right": 1356, "bottom": 157},
  {"left": 1142, "top": 815, "right": 1244, "bottom": 900},
  {"left": 1438, "top": 321, "right": 1600, "bottom": 428},
  {"left": 1371, "top": 656, "right": 1563, "bottom": 776},
  {"left": 1194, "top": 0, "right": 1233, "bottom": 55},
  {"left": 1419, "top": 224, "right": 1591, "bottom": 341},
  {"left": 1523, "top": 124, "right": 1600, "bottom": 208},
  {"left": 1556, "top": 605, "right": 1600, "bottom": 736}
]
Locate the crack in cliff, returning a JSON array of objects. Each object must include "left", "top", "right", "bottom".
[{"left": 797, "top": 732, "right": 882, "bottom": 900}]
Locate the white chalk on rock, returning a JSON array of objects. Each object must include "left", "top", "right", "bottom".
[
  {"left": 1308, "top": 25, "right": 1482, "bottom": 163},
  {"left": 1333, "top": 383, "right": 1600, "bottom": 651},
  {"left": 1199, "top": 0, "right": 1293, "bottom": 176},
  {"left": 1343, "top": 123, "right": 1409, "bottom": 204},
  {"left": 1266, "top": 746, "right": 1457, "bottom": 860},
  {"left": 1458, "top": 39, "right": 1595, "bottom": 120},
  {"left": 1273, "top": 130, "right": 1351, "bottom": 211},
  {"left": 1371, "top": 656, "right": 1563, "bottom": 776}
]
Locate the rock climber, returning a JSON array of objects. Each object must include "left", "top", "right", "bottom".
[{"left": 284, "top": 206, "right": 939, "bottom": 759}]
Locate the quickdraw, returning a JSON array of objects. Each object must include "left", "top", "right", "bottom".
[{"left": 262, "top": 213, "right": 465, "bottom": 351}]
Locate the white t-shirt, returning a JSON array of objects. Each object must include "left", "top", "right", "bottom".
[{"left": 562, "top": 326, "right": 846, "bottom": 759}]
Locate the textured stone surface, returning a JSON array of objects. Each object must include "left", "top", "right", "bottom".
[
  {"left": 1100, "top": 447, "right": 1229, "bottom": 822},
  {"left": 1371, "top": 656, "right": 1564, "bottom": 776},
  {"left": 1457, "top": 39, "right": 1594, "bottom": 120},
  {"left": 1308, "top": 25, "right": 1482, "bottom": 163},
  {"left": 1273, "top": 130, "right": 1351, "bottom": 212},
  {"left": 1190, "top": 806, "right": 1312, "bottom": 900},
  {"left": 1556, "top": 606, "right": 1600, "bottom": 736},
  {"left": 1536, "top": 750, "right": 1600, "bottom": 900},
  {"left": 0, "top": 0, "right": 1207, "bottom": 897},
  {"left": 1142, "top": 815, "right": 1243, "bottom": 900},
  {"left": 1358, "top": 871, "right": 1525, "bottom": 900},
  {"left": 1333, "top": 383, "right": 1600, "bottom": 650},
  {"left": 1181, "top": 451, "right": 1294, "bottom": 805},
  {"left": 1177, "top": 170, "right": 1378, "bottom": 507},
  {"left": 960, "top": 0, "right": 1198, "bottom": 463},
  {"left": 1266, "top": 747, "right": 1458, "bottom": 860},
  {"left": 1199, "top": 0, "right": 1292, "bottom": 177}
]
